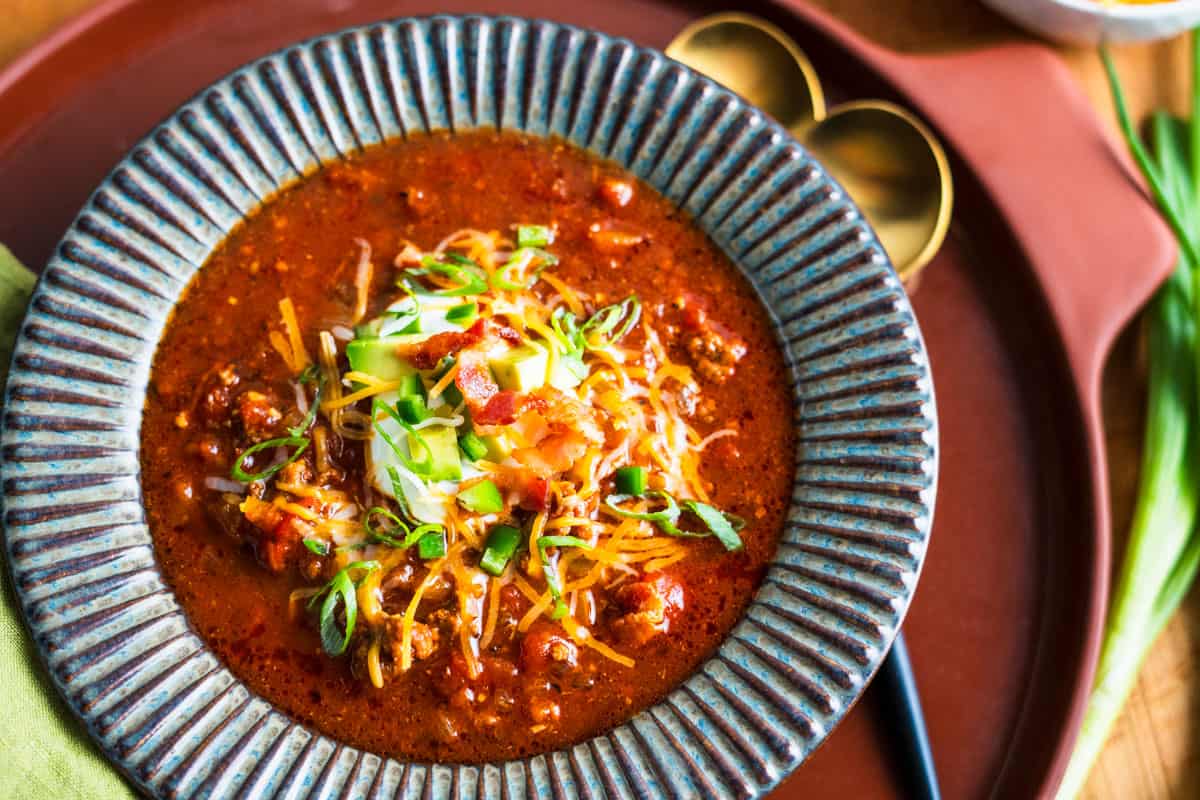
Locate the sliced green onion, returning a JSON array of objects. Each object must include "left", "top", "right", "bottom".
[
  {"left": 537, "top": 535, "right": 592, "bottom": 619},
  {"left": 297, "top": 363, "right": 321, "bottom": 384},
  {"left": 396, "top": 394, "right": 430, "bottom": 425},
  {"left": 549, "top": 307, "right": 586, "bottom": 359},
  {"left": 489, "top": 268, "right": 526, "bottom": 292},
  {"left": 511, "top": 247, "right": 558, "bottom": 267},
  {"left": 384, "top": 284, "right": 422, "bottom": 332},
  {"left": 491, "top": 248, "right": 559, "bottom": 292},
  {"left": 354, "top": 319, "right": 383, "bottom": 339},
  {"left": 363, "top": 506, "right": 410, "bottom": 547},
  {"left": 606, "top": 491, "right": 744, "bottom": 546},
  {"left": 309, "top": 560, "right": 380, "bottom": 657},
  {"left": 397, "top": 372, "right": 425, "bottom": 399},
  {"left": 682, "top": 500, "right": 744, "bottom": 552},
  {"left": 537, "top": 535, "right": 592, "bottom": 549},
  {"left": 614, "top": 466, "right": 647, "bottom": 496},
  {"left": 231, "top": 435, "right": 310, "bottom": 483},
  {"left": 480, "top": 524, "right": 522, "bottom": 576},
  {"left": 1059, "top": 40, "right": 1200, "bottom": 797},
  {"left": 372, "top": 398, "right": 433, "bottom": 476},
  {"left": 418, "top": 255, "right": 488, "bottom": 296},
  {"left": 417, "top": 529, "right": 447, "bottom": 559},
  {"left": 459, "top": 431, "right": 489, "bottom": 462},
  {"left": 384, "top": 465, "right": 417, "bottom": 522},
  {"left": 302, "top": 538, "right": 330, "bottom": 556},
  {"left": 605, "top": 491, "right": 680, "bottom": 526},
  {"left": 517, "top": 224, "right": 554, "bottom": 248},
  {"left": 288, "top": 374, "right": 324, "bottom": 437},
  {"left": 365, "top": 505, "right": 443, "bottom": 551},
  {"left": 581, "top": 295, "right": 641, "bottom": 347},
  {"left": 445, "top": 302, "right": 479, "bottom": 326},
  {"left": 457, "top": 479, "right": 504, "bottom": 513}
]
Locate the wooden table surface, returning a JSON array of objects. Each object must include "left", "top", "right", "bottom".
[{"left": 1, "top": 0, "right": 1194, "bottom": 797}]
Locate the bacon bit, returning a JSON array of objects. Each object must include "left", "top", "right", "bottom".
[
  {"left": 518, "top": 477, "right": 550, "bottom": 512},
  {"left": 397, "top": 320, "right": 522, "bottom": 370},
  {"left": 494, "top": 323, "right": 522, "bottom": 345},
  {"left": 475, "top": 390, "right": 522, "bottom": 426},
  {"left": 598, "top": 178, "right": 635, "bottom": 209},
  {"left": 455, "top": 354, "right": 499, "bottom": 414},
  {"left": 399, "top": 321, "right": 488, "bottom": 369},
  {"left": 488, "top": 467, "right": 552, "bottom": 512},
  {"left": 513, "top": 434, "right": 590, "bottom": 477}
]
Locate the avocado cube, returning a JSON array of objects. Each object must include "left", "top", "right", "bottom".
[
  {"left": 479, "top": 433, "right": 514, "bottom": 462},
  {"left": 346, "top": 338, "right": 416, "bottom": 382},
  {"left": 489, "top": 343, "right": 549, "bottom": 393},
  {"left": 418, "top": 425, "right": 462, "bottom": 482}
]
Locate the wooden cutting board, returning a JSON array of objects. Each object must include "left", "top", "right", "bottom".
[{"left": 4, "top": 1, "right": 1196, "bottom": 798}]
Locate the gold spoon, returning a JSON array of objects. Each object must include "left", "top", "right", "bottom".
[{"left": 666, "top": 13, "right": 953, "bottom": 282}]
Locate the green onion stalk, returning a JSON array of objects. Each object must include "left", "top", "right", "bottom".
[{"left": 1058, "top": 32, "right": 1200, "bottom": 798}]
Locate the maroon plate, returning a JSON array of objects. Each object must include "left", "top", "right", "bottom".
[{"left": 0, "top": 1, "right": 1172, "bottom": 797}]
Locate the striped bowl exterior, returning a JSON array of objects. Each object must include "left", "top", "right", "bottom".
[{"left": 0, "top": 16, "right": 937, "bottom": 800}]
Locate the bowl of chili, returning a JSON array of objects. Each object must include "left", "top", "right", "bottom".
[{"left": 0, "top": 15, "right": 937, "bottom": 799}]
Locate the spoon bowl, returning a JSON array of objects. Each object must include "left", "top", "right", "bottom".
[
  {"left": 801, "top": 101, "right": 952, "bottom": 279},
  {"left": 666, "top": 13, "right": 825, "bottom": 130},
  {"left": 667, "top": 14, "right": 953, "bottom": 281}
]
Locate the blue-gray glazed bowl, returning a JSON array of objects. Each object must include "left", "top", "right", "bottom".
[{"left": 0, "top": 15, "right": 937, "bottom": 799}]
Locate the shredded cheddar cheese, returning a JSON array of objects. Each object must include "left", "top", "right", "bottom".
[
  {"left": 239, "top": 223, "right": 751, "bottom": 694},
  {"left": 278, "top": 297, "right": 310, "bottom": 371}
]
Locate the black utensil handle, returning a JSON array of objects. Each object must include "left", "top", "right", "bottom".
[{"left": 877, "top": 632, "right": 941, "bottom": 800}]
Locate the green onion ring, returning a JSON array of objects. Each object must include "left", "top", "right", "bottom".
[
  {"left": 230, "top": 435, "right": 310, "bottom": 483},
  {"left": 372, "top": 398, "right": 434, "bottom": 476}
]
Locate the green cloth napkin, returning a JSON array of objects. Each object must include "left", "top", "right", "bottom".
[{"left": 0, "top": 243, "right": 136, "bottom": 799}]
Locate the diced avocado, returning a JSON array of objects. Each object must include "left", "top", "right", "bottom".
[
  {"left": 457, "top": 479, "right": 504, "bottom": 513},
  {"left": 490, "top": 343, "right": 549, "bottom": 393},
  {"left": 346, "top": 338, "right": 416, "bottom": 382},
  {"left": 479, "top": 433, "right": 513, "bottom": 463},
  {"left": 420, "top": 425, "right": 462, "bottom": 482}
]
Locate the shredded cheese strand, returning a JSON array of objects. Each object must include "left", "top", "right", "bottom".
[
  {"left": 279, "top": 298, "right": 310, "bottom": 371},
  {"left": 399, "top": 557, "right": 446, "bottom": 672},
  {"left": 427, "top": 363, "right": 459, "bottom": 402}
]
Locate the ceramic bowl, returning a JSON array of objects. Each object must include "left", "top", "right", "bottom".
[
  {"left": 0, "top": 16, "right": 937, "bottom": 799},
  {"left": 982, "top": 0, "right": 1200, "bottom": 44}
]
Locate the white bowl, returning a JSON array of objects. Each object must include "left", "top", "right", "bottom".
[{"left": 982, "top": 0, "right": 1200, "bottom": 44}]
